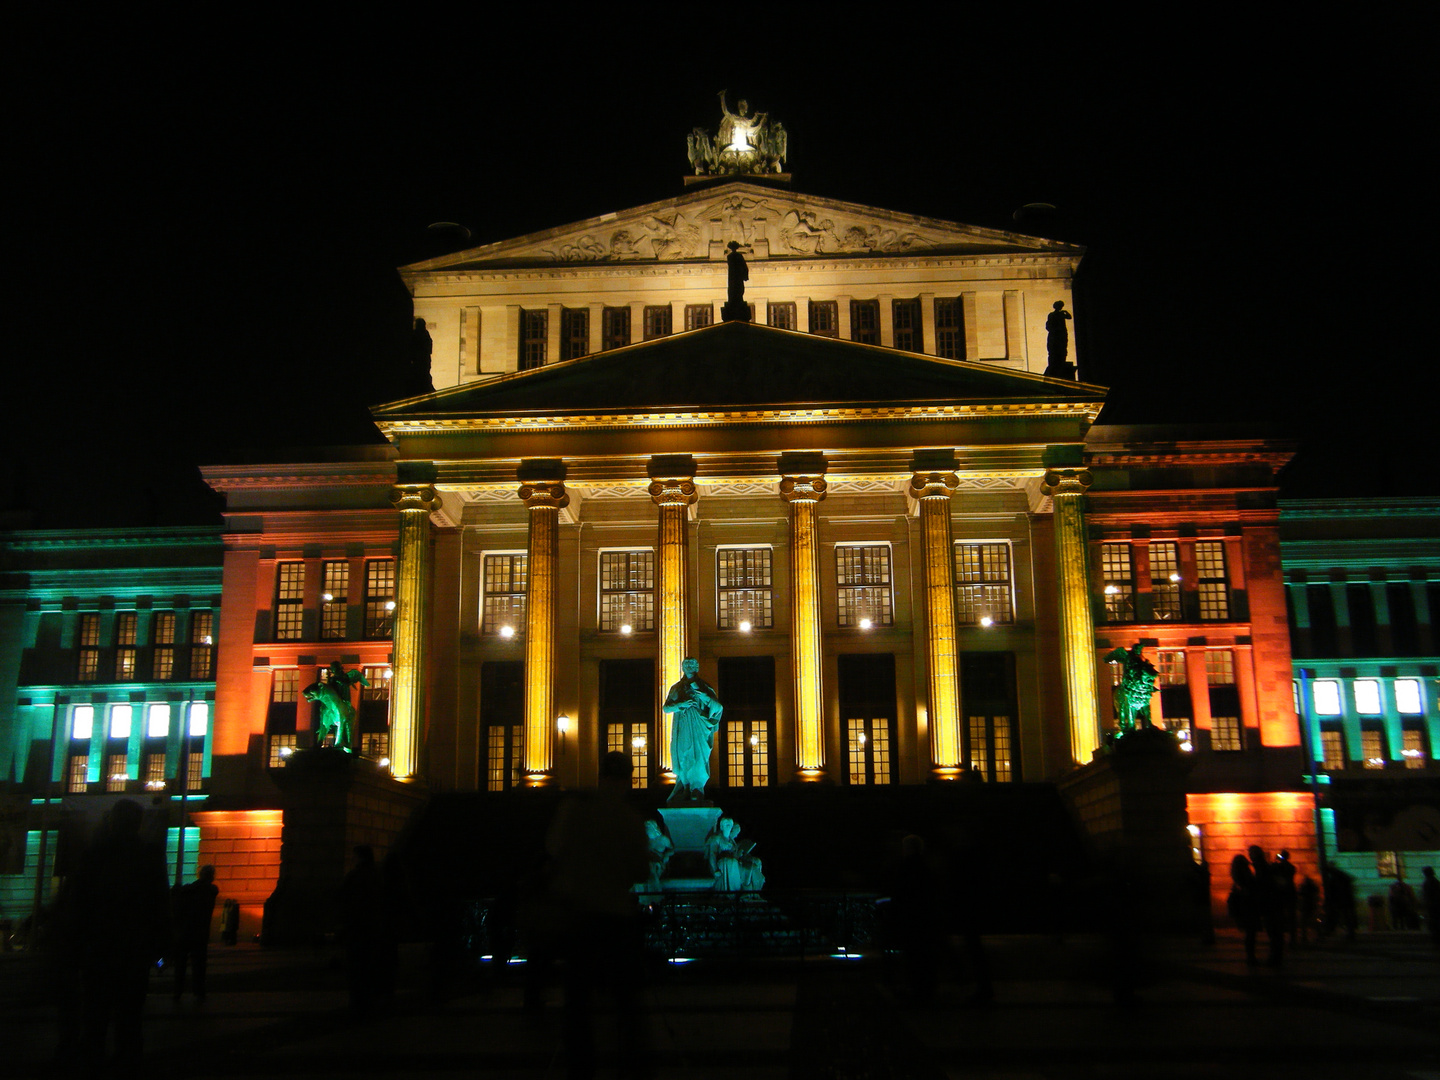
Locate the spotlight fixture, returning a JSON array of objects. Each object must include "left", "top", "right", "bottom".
[
  {"left": 620, "top": 623, "right": 633, "bottom": 635},
  {"left": 979, "top": 615, "right": 994, "bottom": 627},
  {"left": 859, "top": 617, "right": 873, "bottom": 630},
  {"left": 738, "top": 620, "right": 752, "bottom": 633},
  {"left": 499, "top": 624, "right": 515, "bottom": 639}
]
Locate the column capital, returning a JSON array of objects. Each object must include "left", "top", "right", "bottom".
[
  {"left": 519, "top": 480, "right": 570, "bottom": 510},
  {"left": 391, "top": 483, "right": 440, "bottom": 513},
  {"left": 908, "top": 471, "right": 960, "bottom": 500},
  {"left": 1041, "top": 468, "right": 1092, "bottom": 497},
  {"left": 648, "top": 477, "right": 697, "bottom": 507}
]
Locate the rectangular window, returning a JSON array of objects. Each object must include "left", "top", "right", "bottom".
[
  {"left": 110, "top": 704, "right": 133, "bottom": 739},
  {"left": 1156, "top": 650, "right": 1187, "bottom": 686},
  {"left": 1395, "top": 678, "right": 1424, "bottom": 714},
  {"left": 1402, "top": 729, "right": 1427, "bottom": 769},
  {"left": 1196, "top": 541, "right": 1230, "bottom": 620},
  {"left": 891, "top": 298, "right": 921, "bottom": 352},
  {"left": 519, "top": 309, "right": 548, "bottom": 370},
  {"left": 601, "top": 306, "right": 630, "bottom": 350},
  {"left": 106, "top": 753, "right": 129, "bottom": 792},
  {"left": 717, "top": 548, "right": 773, "bottom": 630},
  {"left": 607, "top": 722, "right": 649, "bottom": 788},
  {"left": 1156, "top": 650, "right": 1191, "bottom": 749},
  {"left": 967, "top": 714, "right": 1013, "bottom": 781},
  {"left": 684, "top": 304, "right": 713, "bottom": 331},
  {"left": 846, "top": 716, "right": 892, "bottom": 785},
  {"left": 934, "top": 297, "right": 963, "bottom": 359},
  {"left": 77, "top": 613, "right": 100, "bottom": 681},
  {"left": 1205, "top": 650, "right": 1235, "bottom": 685},
  {"left": 1320, "top": 729, "right": 1346, "bottom": 770},
  {"left": 1149, "top": 542, "right": 1182, "bottom": 620},
  {"left": 599, "top": 551, "right": 655, "bottom": 632},
  {"left": 486, "top": 724, "right": 522, "bottom": 792},
  {"left": 189, "top": 701, "right": 208, "bottom": 737},
  {"left": 153, "top": 612, "right": 176, "bottom": 679},
  {"left": 642, "top": 305, "right": 672, "bottom": 340},
  {"left": 143, "top": 753, "right": 166, "bottom": 789},
  {"left": 72, "top": 705, "right": 94, "bottom": 740},
  {"left": 321, "top": 561, "right": 349, "bottom": 640},
  {"left": 359, "top": 731, "right": 389, "bottom": 761},
  {"left": 1361, "top": 729, "right": 1386, "bottom": 769},
  {"left": 836, "top": 545, "right": 893, "bottom": 627},
  {"left": 482, "top": 553, "right": 528, "bottom": 636},
  {"left": 767, "top": 301, "right": 796, "bottom": 331},
  {"left": 1354, "top": 678, "right": 1382, "bottom": 715},
  {"left": 187, "top": 751, "right": 204, "bottom": 790},
  {"left": 276, "top": 563, "right": 304, "bottom": 640},
  {"left": 115, "top": 612, "right": 138, "bottom": 681},
  {"left": 190, "top": 611, "right": 214, "bottom": 679},
  {"left": 1313, "top": 679, "right": 1342, "bottom": 715},
  {"left": 67, "top": 754, "right": 89, "bottom": 793},
  {"left": 954, "top": 543, "right": 1013, "bottom": 625},
  {"left": 560, "top": 307, "right": 589, "bottom": 361},
  {"left": 850, "top": 299, "right": 880, "bottom": 344},
  {"left": 809, "top": 300, "right": 838, "bottom": 338},
  {"left": 146, "top": 703, "right": 170, "bottom": 739},
  {"left": 1211, "top": 714, "right": 1243, "bottom": 752},
  {"left": 726, "top": 720, "right": 770, "bottom": 787},
  {"left": 364, "top": 559, "right": 396, "bottom": 637},
  {"left": 272, "top": 668, "right": 299, "bottom": 703},
  {"left": 1101, "top": 544, "right": 1136, "bottom": 622},
  {"left": 268, "top": 733, "right": 298, "bottom": 768}
]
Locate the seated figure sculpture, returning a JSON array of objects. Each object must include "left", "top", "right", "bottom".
[
  {"left": 643, "top": 819, "right": 674, "bottom": 890},
  {"left": 704, "top": 817, "right": 764, "bottom": 892}
]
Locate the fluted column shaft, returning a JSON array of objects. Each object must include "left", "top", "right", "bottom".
[
  {"left": 781, "top": 470, "right": 827, "bottom": 780},
  {"left": 910, "top": 471, "right": 962, "bottom": 778},
  {"left": 390, "top": 484, "right": 440, "bottom": 781},
  {"left": 519, "top": 476, "right": 568, "bottom": 786},
  {"left": 648, "top": 475, "right": 697, "bottom": 776},
  {"left": 1044, "top": 469, "right": 1100, "bottom": 764}
]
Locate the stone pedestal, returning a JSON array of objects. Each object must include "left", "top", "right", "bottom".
[
  {"left": 262, "top": 749, "right": 428, "bottom": 945},
  {"left": 657, "top": 805, "right": 723, "bottom": 891}
]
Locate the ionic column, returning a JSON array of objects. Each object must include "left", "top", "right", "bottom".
[
  {"left": 518, "top": 466, "right": 569, "bottom": 787},
  {"left": 1043, "top": 469, "right": 1100, "bottom": 765},
  {"left": 648, "top": 458, "right": 698, "bottom": 777},
  {"left": 780, "top": 455, "right": 828, "bottom": 781},
  {"left": 390, "top": 483, "right": 441, "bottom": 781},
  {"left": 910, "top": 468, "right": 962, "bottom": 779}
]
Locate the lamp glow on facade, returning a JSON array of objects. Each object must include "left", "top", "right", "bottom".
[
  {"left": 979, "top": 615, "right": 994, "bottom": 627},
  {"left": 632, "top": 734, "right": 646, "bottom": 750},
  {"left": 859, "top": 617, "right": 873, "bottom": 630},
  {"left": 738, "top": 620, "right": 752, "bottom": 633},
  {"left": 499, "top": 624, "right": 515, "bottom": 639},
  {"left": 620, "top": 623, "right": 633, "bottom": 635},
  {"left": 557, "top": 714, "right": 569, "bottom": 735}
]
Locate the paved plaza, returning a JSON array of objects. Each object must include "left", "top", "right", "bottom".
[{"left": 3, "top": 931, "right": 1438, "bottom": 1079}]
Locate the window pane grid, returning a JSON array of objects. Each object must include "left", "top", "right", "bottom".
[
  {"left": 190, "top": 612, "right": 214, "bottom": 679},
  {"left": 602, "top": 307, "right": 630, "bottom": 350},
  {"left": 560, "top": 308, "right": 589, "bottom": 361},
  {"left": 78, "top": 613, "right": 100, "bottom": 681},
  {"left": 276, "top": 563, "right": 304, "bottom": 640},
  {"left": 892, "top": 298, "right": 920, "bottom": 352},
  {"left": 643, "top": 306, "right": 672, "bottom": 340},
  {"left": 767, "top": 302, "right": 796, "bottom": 330},
  {"left": 68, "top": 754, "right": 89, "bottom": 793},
  {"left": 106, "top": 753, "right": 129, "bottom": 792},
  {"left": 1196, "top": 541, "right": 1230, "bottom": 620},
  {"left": 684, "top": 304, "right": 713, "bottom": 331},
  {"left": 1361, "top": 729, "right": 1385, "bottom": 768},
  {"left": 809, "top": 300, "right": 838, "bottom": 337},
  {"left": 1211, "top": 715, "right": 1243, "bottom": 752},
  {"left": 837, "top": 546, "right": 893, "bottom": 627},
  {"left": 600, "top": 551, "right": 655, "bottom": 632},
  {"left": 1320, "top": 729, "right": 1346, "bottom": 770},
  {"left": 1402, "top": 729, "right": 1427, "bottom": 769},
  {"left": 718, "top": 549, "right": 773, "bottom": 630},
  {"left": 727, "top": 721, "right": 770, "bottom": 787},
  {"left": 1149, "top": 542, "right": 1182, "bottom": 620},
  {"left": 1156, "top": 650, "right": 1187, "bottom": 686},
  {"left": 520, "top": 309, "right": 547, "bottom": 370},
  {"left": 365, "top": 560, "right": 396, "bottom": 637},
  {"left": 955, "top": 543, "right": 1013, "bottom": 624},
  {"left": 850, "top": 299, "right": 879, "bottom": 344},
  {"left": 483, "top": 554, "right": 528, "bottom": 634},
  {"left": 321, "top": 561, "right": 349, "bottom": 640},
  {"left": 1205, "top": 650, "right": 1235, "bottom": 685},
  {"left": 935, "top": 297, "right": 963, "bottom": 359},
  {"left": 1101, "top": 544, "right": 1135, "bottom": 622},
  {"left": 268, "top": 734, "right": 298, "bottom": 768},
  {"left": 607, "top": 723, "right": 649, "bottom": 788},
  {"left": 272, "top": 668, "right": 299, "bottom": 702}
]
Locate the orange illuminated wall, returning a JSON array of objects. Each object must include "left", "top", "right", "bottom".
[
  {"left": 192, "top": 809, "right": 283, "bottom": 938},
  {"left": 1187, "top": 792, "right": 1317, "bottom": 914}
]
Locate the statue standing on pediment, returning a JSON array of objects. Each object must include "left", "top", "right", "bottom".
[
  {"left": 1045, "top": 301, "right": 1076, "bottom": 379},
  {"left": 687, "top": 92, "right": 788, "bottom": 176}
]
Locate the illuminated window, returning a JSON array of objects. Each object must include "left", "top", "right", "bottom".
[
  {"left": 1149, "top": 542, "right": 1182, "bottom": 620},
  {"left": 321, "top": 561, "right": 349, "bottom": 640},
  {"left": 1205, "top": 651, "right": 1235, "bottom": 685},
  {"left": 1101, "top": 544, "right": 1135, "bottom": 622},
  {"left": 268, "top": 734, "right": 298, "bottom": 768},
  {"left": 276, "top": 563, "right": 304, "bottom": 641},
  {"left": 519, "top": 309, "right": 547, "bottom": 370},
  {"left": 1361, "top": 729, "right": 1386, "bottom": 769},
  {"left": 968, "top": 714, "right": 1013, "bottom": 781},
  {"left": 144, "top": 753, "right": 166, "bottom": 787},
  {"left": 850, "top": 299, "right": 879, "bottom": 344},
  {"left": 1353, "top": 679, "right": 1382, "bottom": 715},
  {"left": 153, "top": 612, "right": 176, "bottom": 679},
  {"left": 190, "top": 611, "right": 214, "bottom": 679},
  {"left": 560, "top": 307, "right": 589, "bottom": 361},
  {"left": 1395, "top": 678, "right": 1424, "bottom": 714},
  {"left": 106, "top": 753, "right": 129, "bottom": 792},
  {"left": 146, "top": 703, "right": 170, "bottom": 738},
  {"left": 1402, "top": 728, "right": 1427, "bottom": 769},
  {"left": 271, "top": 668, "right": 298, "bottom": 703},
  {"left": 72, "top": 705, "right": 94, "bottom": 740},
  {"left": 482, "top": 553, "right": 527, "bottom": 636},
  {"left": 1156, "top": 651, "right": 1187, "bottom": 686},
  {"left": 809, "top": 300, "right": 838, "bottom": 338},
  {"left": 1211, "top": 714, "right": 1243, "bottom": 752},
  {"left": 1206, "top": 650, "right": 1241, "bottom": 750},
  {"left": 642, "top": 305, "right": 672, "bottom": 340},
  {"left": 684, "top": 304, "right": 713, "bottom": 331},
  {"left": 954, "top": 542, "right": 1013, "bottom": 625},
  {"left": 891, "top": 298, "right": 921, "bottom": 352},
  {"left": 837, "top": 545, "right": 893, "bottom": 628},
  {"left": 77, "top": 613, "right": 100, "bottom": 681},
  {"left": 1196, "top": 541, "right": 1230, "bottom": 620},
  {"left": 1320, "top": 729, "right": 1346, "bottom": 770},
  {"left": 1313, "top": 679, "right": 1342, "bottom": 716},
  {"left": 1156, "top": 650, "right": 1191, "bottom": 748},
  {"left": 601, "top": 306, "right": 630, "bottom": 350},
  {"left": 486, "top": 724, "right": 522, "bottom": 792},
  {"left": 364, "top": 560, "right": 396, "bottom": 638},
  {"left": 717, "top": 548, "right": 773, "bottom": 630},
  {"left": 934, "top": 297, "right": 964, "bottom": 359},
  {"left": 607, "top": 722, "right": 649, "bottom": 788},
  {"left": 767, "top": 302, "right": 796, "bottom": 330},
  {"left": 361, "top": 667, "right": 390, "bottom": 702},
  {"left": 110, "top": 704, "right": 133, "bottom": 739},
  {"left": 726, "top": 719, "right": 770, "bottom": 787},
  {"left": 846, "top": 716, "right": 891, "bottom": 784},
  {"left": 189, "top": 702, "right": 208, "bottom": 737},
  {"left": 67, "top": 754, "right": 89, "bottom": 793},
  {"left": 359, "top": 731, "right": 389, "bottom": 761},
  {"left": 599, "top": 550, "right": 654, "bottom": 632},
  {"left": 187, "top": 751, "right": 204, "bottom": 790},
  {"left": 115, "top": 613, "right": 138, "bottom": 681}
]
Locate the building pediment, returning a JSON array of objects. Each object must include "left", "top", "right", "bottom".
[{"left": 401, "top": 181, "right": 1082, "bottom": 276}]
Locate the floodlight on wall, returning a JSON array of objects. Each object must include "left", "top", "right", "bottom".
[
  {"left": 557, "top": 714, "right": 569, "bottom": 735},
  {"left": 979, "top": 615, "right": 994, "bottom": 628},
  {"left": 738, "top": 620, "right": 752, "bottom": 633},
  {"left": 386, "top": 601, "right": 397, "bottom": 611},
  {"left": 1169, "top": 573, "right": 1182, "bottom": 583},
  {"left": 620, "top": 623, "right": 633, "bottom": 635},
  {"left": 322, "top": 593, "right": 333, "bottom": 602},
  {"left": 378, "top": 757, "right": 391, "bottom": 767},
  {"left": 499, "top": 625, "right": 515, "bottom": 639},
  {"left": 859, "top": 617, "right": 873, "bottom": 630}
]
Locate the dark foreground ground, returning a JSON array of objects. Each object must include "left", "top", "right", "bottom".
[{"left": 3, "top": 929, "right": 1438, "bottom": 1079}]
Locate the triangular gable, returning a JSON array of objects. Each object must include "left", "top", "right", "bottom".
[
  {"left": 401, "top": 181, "right": 1082, "bottom": 272},
  {"left": 372, "top": 321, "right": 1107, "bottom": 421}
]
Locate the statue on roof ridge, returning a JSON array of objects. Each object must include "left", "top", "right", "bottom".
[{"left": 687, "top": 91, "right": 787, "bottom": 177}]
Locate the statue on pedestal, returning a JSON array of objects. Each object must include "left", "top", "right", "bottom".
[
  {"left": 303, "top": 662, "right": 369, "bottom": 753},
  {"left": 687, "top": 91, "right": 788, "bottom": 176},
  {"left": 1105, "top": 643, "right": 1158, "bottom": 734},
  {"left": 662, "top": 657, "right": 723, "bottom": 804},
  {"left": 643, "top": 820, "right": 674, "bottom": 890},
  {"left": 722, "top": 241, "right": 751, "bottom": 322},
  {"left": 704, "top": 817, "right": 765, "bottom": 892},
  {"left": 1044, "top": 301, "right": 1076, "bottom": 380}
]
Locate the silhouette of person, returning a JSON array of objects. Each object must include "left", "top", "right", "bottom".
[
  {"left": 1227, "top": 852, "right": 1259, "bottom": 964},
  {"left": 1322, "top": 864, "right": 1358, "bottom": 941},
  {"left": 59, "top": 799, "right": 170, "bottom": 1069},
  {"left": 1421, "top": 867, "right": 1440, "bottom": 946},
  {"left": 547, "top": 750, "right": 651, "bottom": 1079},
  {"left": 1249, "top": 845, "right": 1284, "bottom": 967},
  {"left": 1297, "top": 875, "right": 1320, "bottom": 946},
  {"left": 1045, "top": 301, "right": 1072, "bottom": 366},
  {"left": 1274, "top": 849, "right": 1299, "bottom": 945},
  {"left": 170, "top": 864, "right": 219, "bottom": 1001}
]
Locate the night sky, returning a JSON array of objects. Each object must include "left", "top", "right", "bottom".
[{"left": 7, "top": 17, "right": 1428, "bottom": 527}]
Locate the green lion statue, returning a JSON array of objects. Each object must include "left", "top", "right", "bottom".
[
  {"left": 1104, "top": 643, "right": 1159, "bottom": 734},
  {"left": 303, "top": 662, "right": 369, "bottom": 753}
]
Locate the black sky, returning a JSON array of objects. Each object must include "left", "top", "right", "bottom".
[{"left": 7, "top": 15, "right": 1430, "bottom": 525}]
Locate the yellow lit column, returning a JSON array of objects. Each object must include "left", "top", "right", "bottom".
[
  {"left": 390, "top": 483, "right": 440, "bottom": 781},
  {"left": 1043, "top": 468, "right": 1100, "bottom": 765},
  {"left": 648, "top": 462, "right": 697, "bottom": 777},
  {"left": 519, "top": 469, "right": 569, "bottom": 787},
  {"left": 780, "top": 459, "right": 828, "bottom": 781},
  {"left": 910, "top": 469, "right": 963, "bottom": 779}
]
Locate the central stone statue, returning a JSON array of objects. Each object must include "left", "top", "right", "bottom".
[
  {"left": 687, "top": 91, "right": 788, "bottom": 176},
  {"left": 662, "top": 656, "right": 724, "bottom": 803}
]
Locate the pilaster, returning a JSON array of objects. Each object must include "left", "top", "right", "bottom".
[
  {"left": 1043, "top": 469, "right": 1100, "bottom": 765},
  {"left": 390, "top": 483, "right": 439, "bottom": 782},
  {"left": 648, "top": 457, "right": 698, "bottom": 778},
  {"left": 518, "top": 464, "right": 569, "bottom": 787},
  {"left": 780, "top": 453, "right": 828, "bottom": 781},
  {"left": 909, "top": 465, "right": 962, "bottom": 779}
]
